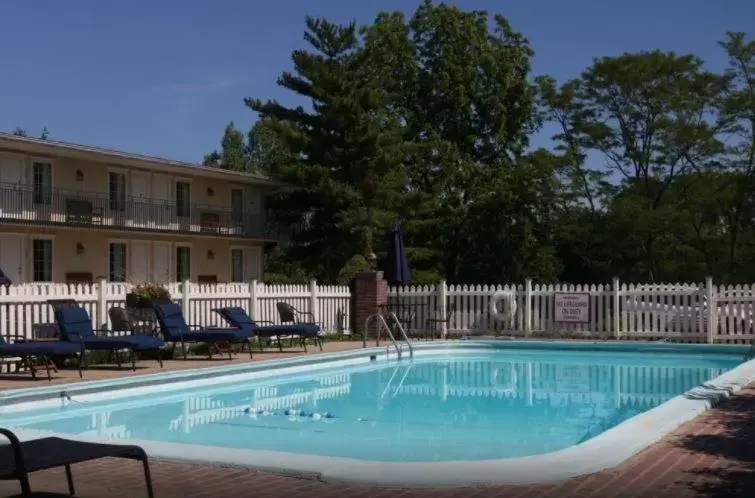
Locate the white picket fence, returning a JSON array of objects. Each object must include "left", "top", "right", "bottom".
[
  {"left": 391, "top": 278, "right": 755, "bottom": 343},
  {"left": 0, "top": 280, "right": 351, "bottom": 341},
  {"left": 2, "top": 277, "right": 755, "bottom": 345}
]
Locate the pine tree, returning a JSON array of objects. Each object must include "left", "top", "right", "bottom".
[{"left": 246, "top": 16, "right": 407, "bottom": 280}]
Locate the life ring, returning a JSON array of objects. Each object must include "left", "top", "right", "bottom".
[{"left": 489, "top": 290, "right": 517, "bottom": 323}]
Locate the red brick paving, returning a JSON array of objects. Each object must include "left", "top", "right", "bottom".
[
  {"left": 1, "top": 344, "right": 754, "bottom": 497},
  {"left": 0, "top": 341, "right": 365, "bottom": 390}
]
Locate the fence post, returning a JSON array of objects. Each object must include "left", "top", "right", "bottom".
[
  {"left": 249, "top": 279, "right": 258, "bottom": 319},
  {"left": 97, "top": 277, "right": 108, "bottom": 328},
  {"left": 309, "top": 279, "right": 319, "bottom": 325},
  {"left": 182, "top": 279, "right": 191, "bottom": 323},
  {"left": 438, "top": 280, "right": 448, "bottom": 339},
  {"left": 705, "top": 276, "right": 716, "bottom": 344},
  {"left": 612, "top": 277, "right": 621, "bottom": 339},
  {"left": 524, "top": 278, "right": 532, "bottom": 337}
]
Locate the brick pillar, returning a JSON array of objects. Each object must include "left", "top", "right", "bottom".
[{"left": 355, "top": 271, "right": 388, "bottom": 345}]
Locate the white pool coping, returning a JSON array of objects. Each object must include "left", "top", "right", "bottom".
[{"left": 3, "top": 341, "right": 755, "bottom": 487}]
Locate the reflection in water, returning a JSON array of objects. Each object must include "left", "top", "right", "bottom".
[
  {"left": 167, "top": 374, "right": 351, "bottom": 433},
  {"left": 5, "top": 353, "right": 739, "bottom": 462}
]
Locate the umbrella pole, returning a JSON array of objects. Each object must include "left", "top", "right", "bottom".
[{"left": 394, "top": 287, "right": 400, "bottom": 338}]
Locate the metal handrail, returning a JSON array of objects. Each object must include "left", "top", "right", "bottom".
[
  {"left": 386, "top": 312, "right": 414, "bottom": 358},
  {"left": 365, "top": 313, "right": 402, "bottom": 358},
  {"left": 363, "top": 312, "right": 414, "bottom": 359}
]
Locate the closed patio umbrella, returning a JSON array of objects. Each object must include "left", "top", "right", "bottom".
[
  {"left": 386, "top": 220, "right": 412, "bottom": 286},
  {"left": 385, "top": 221, "right": 413, "bottom": 333}
]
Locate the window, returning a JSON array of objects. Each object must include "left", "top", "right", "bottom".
[
  {"left": 32, "top": 161, "right": 52, "bottom": 205},
  {"left": 231, "top": 189, "right": 244, "bottom": 223},
  {"left": 175, "top": 182, "right": 191, "bottom": 217},
  {"left": 109, "top": 172, "right": 126, "bottom": 212},
  {"left": 32, "top": 238, "right": 53, "bottom": 282},
  {"left": 176, "top": 246, "right": 190, "bottom": 282},
  {"left": 109, "top": 243, "right": 127, "bottom": 282},
  {"left": 230, "top": 249, "right": 244, "bottom": 282}
]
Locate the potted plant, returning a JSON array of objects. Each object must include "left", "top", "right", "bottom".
[{"left": 126, "top": 282, "right": 171, "bottom": 309}]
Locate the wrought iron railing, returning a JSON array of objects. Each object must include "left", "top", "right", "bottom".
[{"left": 0, "top": 182, "right": 270, "bottom": 239}]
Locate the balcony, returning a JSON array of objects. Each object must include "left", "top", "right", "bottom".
[{"left": 0, "top": 182, "right": 271, "bottom": 239}]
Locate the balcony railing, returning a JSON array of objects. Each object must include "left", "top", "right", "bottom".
[{"left": 0, "top": 182, "right": 270, "bottom": 239}]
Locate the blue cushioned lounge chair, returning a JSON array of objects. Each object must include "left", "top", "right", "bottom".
[
  {"left": 54, "top": 306, "right": 165, "bottom": 371},
  {"left": 151, "top": 300, "right": 254, "bottom": 360},
  {"left": 213, "top": 306, "right": 323, "bottom": 352},
  {"left": 0, "top": 335, "right": 83, "bottom": 381}
]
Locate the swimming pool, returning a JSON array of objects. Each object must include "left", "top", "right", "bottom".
[{"left": 2, "top": 341, "right": 755, "bottom": 485}]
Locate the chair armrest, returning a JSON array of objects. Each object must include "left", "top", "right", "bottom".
[
  {"left": 0, "top": 428, "right": 27, "bottom": 475},
  {"left": 296, "top": 310, "right": 316, "bottom": 322}
]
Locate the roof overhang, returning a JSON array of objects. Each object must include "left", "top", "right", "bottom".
[{"left": 0, "top": 133, "right": 291, "bottom": 191}]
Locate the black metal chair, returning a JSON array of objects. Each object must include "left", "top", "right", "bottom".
[
  {"left": 425, "top": 302, "right": 456, "bottom": 340},
  {"left": 276, "top": 302, "right": 323, "bottom": 347},
  {"left": 0, "top": 427, "right": 155, "bottom": 497},
  {"left": 276, "top": 302, "right": 317, "bottom": 324},
  {"left": 109, "top": 307, "right": 134, "bottom": 334}
]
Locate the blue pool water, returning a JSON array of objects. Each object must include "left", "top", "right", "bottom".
[{"left": 0, "top": 348, "right": 745, "bottom": 462}]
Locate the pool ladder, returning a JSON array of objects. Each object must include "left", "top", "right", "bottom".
[{"left": 364, "top": 312, "right": 414, "bottom": 360}]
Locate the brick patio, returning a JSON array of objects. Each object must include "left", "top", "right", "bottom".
[
  {"left": 1, "top": 343, "right": 753, "bottom": 497},
  {"left": 0, "top": 340, "right": 365, "bottom": 390}
]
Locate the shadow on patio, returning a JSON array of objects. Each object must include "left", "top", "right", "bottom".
[{"left": 675, "top": 387, "right": 755, "bottom": 496}]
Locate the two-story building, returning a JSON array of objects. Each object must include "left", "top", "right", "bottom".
[{"left": 0, "top": 132, "right": 285, "bottom": 285}]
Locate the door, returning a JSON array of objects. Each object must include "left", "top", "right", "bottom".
[
  {"left": 130, "top": 241, "right": 149, "bottom": 283},
  {"left": 151, "top": 175, "right": 172, "bottom": 229},
  {"left": 244, "top": 247, "right": 262, "bottom": 281},
  {"left": 151, "top": 242, "right": 173, "bottom": 284},
  {"left": 108, "top": 171, "right": 127, "bottom": 227},
  {"left": 0, "top": 235, "right": 24, "bottom": 284},
  {"left": 174, "top": 181, "right": 191, "bottom": 231},
  {"left": 130, "top": 172, "right": 149, "bottom": 227},
  {"left": 108, "top": 242, "right": 128, "bottom": 282},
  {"left": 0, "top": 156, "right": 26, "bottom": 218},
  {"left": 243, "top": 187, "right": 261, "bottom": 236},
  {"left": 151, "top": 242, "right": 171, "bottom": 282},
  {"left": 151, "top": 242, "right": 172, "bottom": 283},
  {"left": 231, "top": 189, "right": 244, "bottom": 235}
]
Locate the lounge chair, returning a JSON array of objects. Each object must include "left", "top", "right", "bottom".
[
  {"left": 213, "top": 306, "right": 324, "bottom": 352},
  {"left": 0, "top": 335, "right": 83, "bottom": 381},
  {"left": 0, "top": 427, "right": 154, "bottom": 497},
  {"left": 151, "top": 300, "right": 254, "bottom": 360},
  {"left": 54, "top": 307, "right": 165, "bottom": 371}
]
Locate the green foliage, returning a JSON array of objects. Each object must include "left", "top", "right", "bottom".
[
  {"left": 203, "top": 122, "right": 260, "bottom": 172},
  {"left": 246, "top": 16, "right": 408, "bottom": 281},
  {"left": 204, "top": 7, "right": 755, "bottom": 285},
  {"left": 337, "top": 254, "right": 370, "bottom": 285},
  {"left": 10, "top": 126, "right": 51, "bottom": 140}
]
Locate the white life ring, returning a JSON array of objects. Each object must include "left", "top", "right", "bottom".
[{"left": 489, "top": 290, "right": 517, "bottom": 323}]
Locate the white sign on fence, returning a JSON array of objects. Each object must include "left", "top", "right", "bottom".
[{"left": 553, "top": 292, "right": 590, "bottom": 323}]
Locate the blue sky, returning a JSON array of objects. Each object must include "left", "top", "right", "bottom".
[{"left": 1, "top": 0, "right": 752, "bottom": 163}]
